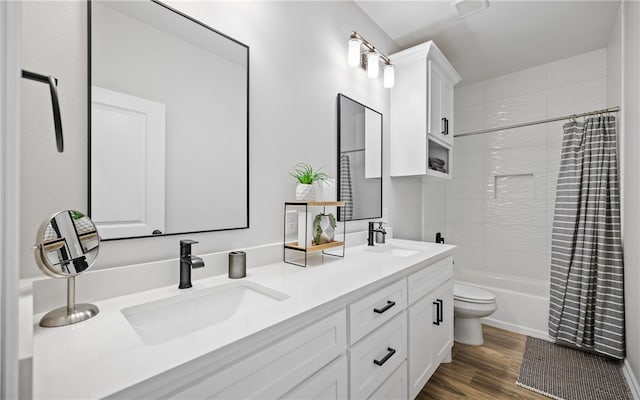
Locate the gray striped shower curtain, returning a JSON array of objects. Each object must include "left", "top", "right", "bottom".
[{"left": 548, "top": 115, "right": 624, "bottom": 359}]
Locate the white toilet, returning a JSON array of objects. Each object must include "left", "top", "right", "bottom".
[{"left": 453, "top": 283, "right": 497, "bottom": 345}]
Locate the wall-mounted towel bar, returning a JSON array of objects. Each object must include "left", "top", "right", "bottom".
[{"left": 22, "top": 69, "right": 64, "bottom": 153}]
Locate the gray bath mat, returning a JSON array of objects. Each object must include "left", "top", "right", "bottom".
[{"left": 516, "top": 336, "right": 632, "bottom": 400}]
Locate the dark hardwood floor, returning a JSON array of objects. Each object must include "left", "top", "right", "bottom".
[{"left": 417, "top": 325, "right": 549, "bottom": 400}]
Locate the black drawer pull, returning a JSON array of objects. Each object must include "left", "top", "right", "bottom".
[
  {"left": 433, "top": 301, "right": 441, "bottom": 326},
  {"left": 437, "top": 299, "right": 444, "bottom": 323},
  {"left": 373, "top": 347, "right": 396, "bottom": 366},
  {"left": 373, "top": 300, "right": 396, "bottom": 314}
]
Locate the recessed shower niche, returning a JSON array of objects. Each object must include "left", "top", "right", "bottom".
[{"left": 494, "top": 173, "right": 535, "bottom": 199}]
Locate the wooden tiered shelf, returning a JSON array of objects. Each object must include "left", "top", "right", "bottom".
[{"left": 283, "top": 201, "right": 346, "bottom": 267}]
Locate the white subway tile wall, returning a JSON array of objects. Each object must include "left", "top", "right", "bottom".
[{"left": 446, "top": 48, "right": 607, "bottom": 293}]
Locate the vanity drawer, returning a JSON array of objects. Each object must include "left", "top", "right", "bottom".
[
  {"left": 282, "top": 355, "right": 348, "bottom": 400},
  {"left": 408, "top": 256, "right": 453, "bottom": 305},
  {"left": 368, "top": 361, "right": 407, "bottom": 400},
  {"left": 171, "top": 309, "right": 347, "bottom": 399},
  {"left": 349, "top": 279, "right": 407, "bottom": 344},
  {"left": 349, "top": 312, "right": 407, "bottom": 400}
]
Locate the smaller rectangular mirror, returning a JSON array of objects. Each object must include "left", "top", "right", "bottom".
[{"left": 337, "top": 94, "right": 382, "bottom": 221}]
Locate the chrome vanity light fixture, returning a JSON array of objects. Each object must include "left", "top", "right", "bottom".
[{"left": 347, "top": 31, "right": 395, "bottom": 88}]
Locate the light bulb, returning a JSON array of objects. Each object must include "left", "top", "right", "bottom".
[
  {"left": 367, "top": 52, "right": 379, "bottom": 78},
  {"left": 348, "top": 38, "right": 362, "bottom": 67},
  {"left": 383, "top": 64, "right": 395, "bottom": 88}
]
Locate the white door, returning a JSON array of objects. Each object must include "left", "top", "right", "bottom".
[{"left": 91, "top": 86, "right": 166, "bottom": 239}]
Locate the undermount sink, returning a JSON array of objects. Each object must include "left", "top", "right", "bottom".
[
  {"left": 122, "top": 281, "right": 289, "bottom": 345},
  {"left": 366, "top": 243, "right": 421, "bottom": 258}
]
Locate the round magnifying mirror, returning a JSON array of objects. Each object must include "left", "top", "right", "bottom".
[{"left": 34, "top": 210, "right": 100, "bottom": 327}]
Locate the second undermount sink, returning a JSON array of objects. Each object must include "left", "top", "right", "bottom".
[
  {"left": 122, "top": 281, "right": 289, "bottom": 345},
  {"left": 366, "top": 243, "right": 421, "bottom": 258}
]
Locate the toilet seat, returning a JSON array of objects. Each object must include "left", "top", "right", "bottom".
[{"left": 454, "top": 283, "right": 496, "bottom": 304}]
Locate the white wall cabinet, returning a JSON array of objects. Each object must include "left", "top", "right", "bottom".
[
  {"left": 407, "top": 258, "right": 454, "bottom": 400},
  {"left": 390, "top": 41, "right": 461, "bottom": 179}
]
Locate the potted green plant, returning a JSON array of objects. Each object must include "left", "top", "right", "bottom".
[{"left": 289, "top": 163, "right": 330, "bottom": 201}]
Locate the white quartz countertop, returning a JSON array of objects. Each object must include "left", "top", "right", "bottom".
[{"left": 32, "top": 239, "right": 454, "bottom": 399}]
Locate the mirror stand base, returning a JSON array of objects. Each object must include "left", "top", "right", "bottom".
[
  {"left": 39, "top": 303, "right": 99, "bottom": 327},
  {"left": 39, "top": 276, "right": 99, "bottom": 327}
]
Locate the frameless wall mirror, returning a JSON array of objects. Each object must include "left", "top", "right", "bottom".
[
  {"left": 89, "top": 0, "right": 249, "bottom": 240},
  {"left": 337, "top": 94, "right": 382, "bottom": 221}
]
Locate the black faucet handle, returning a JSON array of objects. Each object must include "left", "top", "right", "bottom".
[{"left": 180, "top": 239, "right": 199, "bottom": 257}]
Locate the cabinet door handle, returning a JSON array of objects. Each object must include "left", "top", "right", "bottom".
[
  {"left": 442, "top": 118, "right": 449, "bottom": 135},
  {"left": 373, "top": 347, "right": 396, "bottom": 366},
  {"left": 433, "top": 301, "right": 441, "bottom": 325},
  {"left": 373, "top": 300, "right": 396, "bottom": 314},
  {"left": 437, "top": 299, "right": 444, "bottom": 323}
]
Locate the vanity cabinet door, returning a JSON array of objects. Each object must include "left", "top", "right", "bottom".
[
  {"left": 282, "top": 356, "right": 348, "bottom": 400},
  {"left": 407, "top": 279, "right": 454, "bottom": 400},
  {"left": 407, "top": 295, "right": 435, "bottom": 400},
  {"left": 430, "top": 281, "right": 454, "bottom": 363}
]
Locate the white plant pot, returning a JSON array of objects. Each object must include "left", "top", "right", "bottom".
[{"left": 296, "top": 183, "right": 316, "bottom": 201}]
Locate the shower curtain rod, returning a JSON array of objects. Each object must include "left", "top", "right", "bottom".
[{"left": 454, "top": 106, "right": 620, "bottom": 138}]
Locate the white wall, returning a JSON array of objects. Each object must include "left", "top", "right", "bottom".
[
  {"left": 621, "top": 0, "right": 640, "bottom": 389},
  {"left": 20, "top": 1, "right": 424, "bottom": 278},
  {"left": 421, "top": 176, "right": 447, "bottom": 243}
]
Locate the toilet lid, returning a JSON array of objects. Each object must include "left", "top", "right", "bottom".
[{"left": 454, "top": 283, "right": 496, "bottom": 303}]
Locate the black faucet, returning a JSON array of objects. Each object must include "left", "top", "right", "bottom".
[
  {"left": 179, "top": 239, "right": 205, "bottom": 289},
  {"left": 368, "top": 221, "right": 386, "bottom": 246}
]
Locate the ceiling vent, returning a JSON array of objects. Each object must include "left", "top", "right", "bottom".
[{"left": 451, "top": 0, "right": 490, "bottom": 18}]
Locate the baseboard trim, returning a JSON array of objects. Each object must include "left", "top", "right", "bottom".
[
  {"left": 623, "top": 359, "right": 640, "bottom": 400},
  {"left": 482, "top": 317, "right": 549, "bottom": 340}
]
